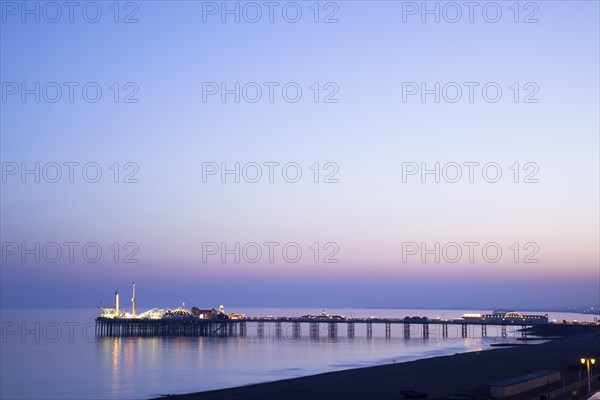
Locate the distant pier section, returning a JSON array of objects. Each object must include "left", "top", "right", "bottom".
[{"left": 95, "top": 283, "right": 600, "bottom": 339}]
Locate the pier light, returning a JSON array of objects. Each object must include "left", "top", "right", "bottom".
[{"left": 580, "top": 357, "right": 596, "bottom": 393}]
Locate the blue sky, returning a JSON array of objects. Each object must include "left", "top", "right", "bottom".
[{"left": 1, "top": 1, "right": 599, "bottom": 309}]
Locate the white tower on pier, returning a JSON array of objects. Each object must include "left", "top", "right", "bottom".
[
  {"left": 114, "top": 290, "right": 119, "bottom": 317},
  {"left": 131, "top": 282, "right": 136, "bottom": 316}
]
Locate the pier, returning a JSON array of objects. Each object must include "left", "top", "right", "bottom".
[
  {"left": 95, "top": 284, "right": 599, "bottom": 339},
  {"left": 95, "top": 316, "right": 546, "bottom": 339}
]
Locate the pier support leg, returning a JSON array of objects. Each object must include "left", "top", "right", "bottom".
[
  {"left": 293, "top": 322, "right": 301, "bottom": 339},
  {"left": 481, "top": 325, "right": 487, "bottom": 337},
  {"left": 366, "top": 322, "right": 373, "bottom": 338},
  {"left": 221, "top": 322, "right": 228, "bottom": 337},
  {"left": 310, "top": 322, "right": 319, "bottom": 340},
  {"left": 275, "top": 322, "right": 282, "bottom": 338},
  {"left": 423, "top": 323, "right": 429, "bottom": 339},
  {"left": 347, "top": 322, "right": 355, "bottom": 339},
  {"left": 404, "top": 323, "right": 410, "bottom": 339},
  {"left": 385, "top": 322, "right": 391, "bottom": 339},
  {"left": 501, "top": 325, "right": 507, "bottom": 338},
  {"left": 442, "top": 323, "right": 448, "bottom": 338},
  {"left": 327, "top": 323, "right": 337, "bottom": 339},
  {"left": 257, "top": 322, "right": 264, "bottom": 339},
  {"left": 461, "top": 324, "right": 467, "bottom": 338}
]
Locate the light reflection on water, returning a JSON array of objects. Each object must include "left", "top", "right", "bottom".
[{"left": 0, "top": 308, "right": 594, "bottom": 399}]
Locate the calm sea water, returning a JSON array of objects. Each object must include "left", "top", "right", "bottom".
[{"left": 0, "top": 308, "right": 594, "bottom": 400}]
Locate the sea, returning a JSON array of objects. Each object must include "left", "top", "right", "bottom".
[{"left": 0, "top": 307, "right": 594, "bottom": 400}]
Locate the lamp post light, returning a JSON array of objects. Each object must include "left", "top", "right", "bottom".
[{"left": 580, "top": 357, "right": 596, "bottom": 394}]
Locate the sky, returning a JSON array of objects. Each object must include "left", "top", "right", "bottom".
[{"left": 1, "top": 0, "right": 599, "bottom": 310}]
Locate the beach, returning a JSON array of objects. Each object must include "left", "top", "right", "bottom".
[{"left": 161, "top": 333, "right": 600, "bottom": 400}]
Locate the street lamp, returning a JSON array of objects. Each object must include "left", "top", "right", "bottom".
[{"left": 581, "top": 357, "right": 596, "bottom": 394}]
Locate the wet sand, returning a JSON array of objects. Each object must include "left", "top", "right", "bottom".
[{"left": 160, "top": 333, "right": 600, "bottom": 400}]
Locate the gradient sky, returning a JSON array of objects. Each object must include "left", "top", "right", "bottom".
[{"left": 1, "top": 1, "right": 598, "bottom": 310}]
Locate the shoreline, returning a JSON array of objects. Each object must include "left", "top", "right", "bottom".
[{"left": 156, "top": 333, "right": 600, "bottom": 400}]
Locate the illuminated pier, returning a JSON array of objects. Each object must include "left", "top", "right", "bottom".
[
  {"left": 95, "top": 284, "right": 598, "bottom": 339},
  {"left": 95, "top": 316, "right": 600, "bottom": 339}
]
